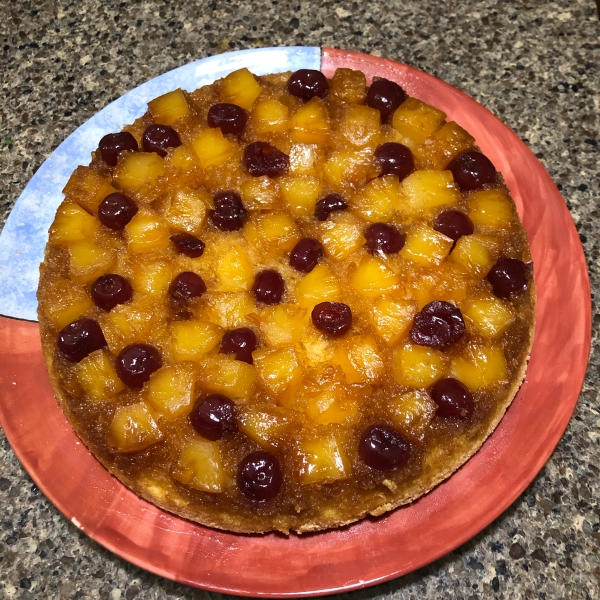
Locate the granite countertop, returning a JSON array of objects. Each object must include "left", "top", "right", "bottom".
[{"left": 1, "top": 0, "right": 598, "bottom": 598}]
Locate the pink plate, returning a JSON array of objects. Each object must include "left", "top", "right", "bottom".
[{"left": 0, "top": 48, "right": 591, "bottom": 596}]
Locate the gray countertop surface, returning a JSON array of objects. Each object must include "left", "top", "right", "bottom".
[{"left": 1, "top": 0, "right": 599, "bottom": 598}]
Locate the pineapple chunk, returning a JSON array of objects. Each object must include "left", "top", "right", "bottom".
[
  {"left": 351, "top": 175, "right": 403, "bottom": 223},
  {"left": 148, "top": 89, "right": 190, "bottom": 126},
  {"left": 220, "top": 68, "right": 262, "bottom": 110},
  {"left": 164, "top": 187, "right": 209, "bottom": 234},
  {"left": 350, "top": 255, "right": 400, "bottom": 297},
  {"left": 203, "top": 292, "right": 255, "bottom": 328},
  {"left": 244, "top": 212, "right": 301, "bottom": 254},
  {"left": 304, "top": 384, "right": 359, "bottom": 425},
  {"left": 253, "top": 347, "right": 302, "bottom": 406},
  {"left": 240, "top": 176, "right": 281, "bottom": 210},
  {"left": 409, "top": 263, "right": 468, "bottom": 308},
  {"left": 392, "top": 343, "right": 448, "bottom": 388},
  {"left": 323, "top": 149, "right": 372, "bottom": 190},
  {"left": 172, "top": 438, "right": 224, "bottom": 493},
  {"left": 388, "top": 390, "right": 437, "bottom": 443},
  {"left": 451, "top": 343, "right": 508, "bottom": 390},
  {"left": 126, "top": 209, "right": 170, "bottom": 253},
  {"left": 165, "top": 144, "right": 200, "bottom": 176},
  {"left": 62, "top": 166, "right": 116, "bottom": 214},
  {"left": 449, "top": 234, "right": 499, "bottom": 277},
  {"left": 414, "top": 121, "right": 475, "bottom": 170},
  {"left": 76, "top": 350, "right": 125, "bottom": 402},
  {"left": 340, "top": 105, "right": 381, "bottom": 148},
  {"left": 259, "top": 304, "right": 307, "bottom": 347},
  {"left": 402, "top": 170, "right": 461, "bottom": 215},
  {"left": 40, "top": 279, "right": 95, "bottom": 330},
  {"left": 329, "top": 68, "right": 367, "bottom": 105},
  {"left": 107, "top": 402, "right": 163, "bottom": 452},
  {"left": 289, "top": 144, "right": 323, "bottom": 176},
  {"left": 392, "top": 98, "right": 446, "bottom": 150},
  {"left": 49, "top": 203, "right": 100, "bottom": 246},
  {"left": 215, "top": 243, "right": 254, "bottom": 292},
  {"left": 171, "top": 321, "right": 223, "bottom": 362},
  {"left": 68, "top": 241, "right": 116, "bottom": 284},
  {"left": 114, "top": 152, "right": 165, "bottom": 191},
  {"left": 320, "top": 212, "right": 365, "bottom": 260},
  {"left": 198, "top": 356, "right": 255, "bottom": 399},
  {"left": 295, "top": 263, "right": 341, "bottom": 309},
  {"left": 251, "top": 97, "right": 289, "bottom": 134},
  {"left": 370, "top": 296, "right": 417, "bottom": 346},
  {"left": 468, "top": 188, "right": 514, "bottom": 229},
  {"left": 461, "top": 294, "right": 515, "bottom": 338},
  {"left": 237, "top": 405, "right": 293, "bottom": 449},
  {"left": 400, "top": 224, "right": 454, "bottom": 267},
  {"left": 130, "top": 259, "right": 174, "bottom": 297},
  {"left": 333, "top": 335, "right": 385, "bottom": 384},
  {"left": 291, "top": 97, "right": 331, "bottom": 144},
  {"left": 298, "top": 434, "right": 351, "bottom": 485},
  {"left": 145, "top": 362, "right": 196, "bottom": 420},
  {"left": 191, "top": 128, "right": 236, "bottom": 169},
  {"left": 280, "top": 175, "right": 323, "bottom": 216}
]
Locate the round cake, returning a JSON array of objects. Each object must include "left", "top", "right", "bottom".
[{"left": 37, "top": 66, "right": 535, "bottom": 534}]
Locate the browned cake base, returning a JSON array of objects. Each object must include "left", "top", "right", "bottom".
[{"left": 37, "top": 66, "right": 535, "bottom": 533}]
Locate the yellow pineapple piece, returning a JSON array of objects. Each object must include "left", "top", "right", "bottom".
[
  {"left": 203, "top": 292, "right": 255, "bottom": 328},
  {"left": 351, "top": 175, "right": 403, "bottom": 223},
  {"left": 220, "top": 68, "right": 262, "bottom": 110},
  {"left": 114, "top": 152, "right": 165, "bottom": 191},
  {"left": 329, "top": 68, "right": 367, "bottom": 104},
  {"left": 333, "top": 335, "right": 385, "bottom": 384},
  {"left": 451, "top": 343, "right": 508, "bottom": 391},
  {"left": 215, "top": 243, "right": 254, "bottom": 292},
  {"left": 409, "top": 263, "right": 468, "bottom": 308},
  {"left": 126, "top": 209, "right": 170, "bottom": 253},
  {"left": 259, "top": 304, "right": 307, "bottom": 347},
  {"left": 240, "top": 176, "right": 281, "bottom": 210},
  {"left": 49, "top": 203, "right": 100, "bottom": 246},
  {"left": 462, "top": 294, "right": 515, "bottom": 338},
  {"left": 148, "top": 89, "right": 190, "bottom": 126},
  {"left": 107, "top": 402, "right": 163, "bottom": 452},
  {"left": 304, "top": 384, "right": 359, "bottom": 425},
  {"left": 76, "top": 350, "right": 126, "bottom": 402},
  {"left": 350, "top": 255, "right": 400, "bottom": 297},
  {"left": 392, "top": 98, "right": 446, "bottom": 150},
  {"left": 198, "top": 356, "right": 255, "bottom": 399},
  {"left": 468, "top": 188, "right": 514, "bottom": 229},
  {"left": 164, "top": 187, "right": 209, "bottom": 234},
  {"left": 171, "top": 321, "right": 223, "bottom": 362},
  {"left": 400, "top": 224, "right": 453, "bottom": 267},
  {"left": 130, "top": 259, "right": 174, "bottom": 298},
  {"left": 298, "top": 434, "right": 351, "bottom": 485},
  {"left": 414, "top": 121, "right": 475, "bottom": 170},
  {"left": 290, "top": 97, "right": 331, "bottom": 144},
  {"left": 244, "top": 212, "right": 301, "bottom": 254},
  {"left": 237, "top": 405, "right": 293, "bottom": 449},
  {"left": 68, "top": 241, "right": 116, "bottom": 284},
  {"left": 289, "top": 144, "right": 323, "bottom": 176},
  {"left": 320, "top": 212, "right": 365, "bottom": 260},
  {"left": 323, "top": 149, "right": 372, "bottom": 190},
  {"left": 295, "top": 263, "right": 341, "bottom": 309},
  {"left": 253, "top": 347, "right": 302, "bottom": 407},
  {"left": 280, "top": 175, "right": 323, "bottom": 216},
  {"left": 145, "top": 362, "right": 196, "bottom": 420},
  {"left": 172, "top": 438, "right": 224, "bottom": 492},
  {"left": 191, "top": 128, "right": 236, "bottom": 169},
  {"left": 449, "top": 234, "right": 500, "bottom": 277},
  {"left": 392, "top": 343, "right": 448, "bottom": 387},
  {"left": 340, "top": 105, "right": 381, "bottom": 148},
  {"left": 251, "top": 97, "right": 289, "bottom": 134},
  {"left": 165, "top": 144, "right": 200, "bottom": 176},
  {"left": 388, "top": 390, "right": 437, "bottom": 443},
  {"left": 40, "top": 279, "right": 95, "bottom": 330},
  {"left": 402, "top": 170, "right": 461, "bottom": 215},
  {"left": 62, "top": 166, "right": 116, "bottom": 214},
  {"left": 370, "top": 296, "right": 417, "bottom": 346}
]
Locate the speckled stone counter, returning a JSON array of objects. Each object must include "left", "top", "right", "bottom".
[{"left": 1, "top": 1, "right": 598, "bottom": 598}]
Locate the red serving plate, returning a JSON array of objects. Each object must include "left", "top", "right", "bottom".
[{"left": 0, "top": 48, "right": 591, "bottom": 596}]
